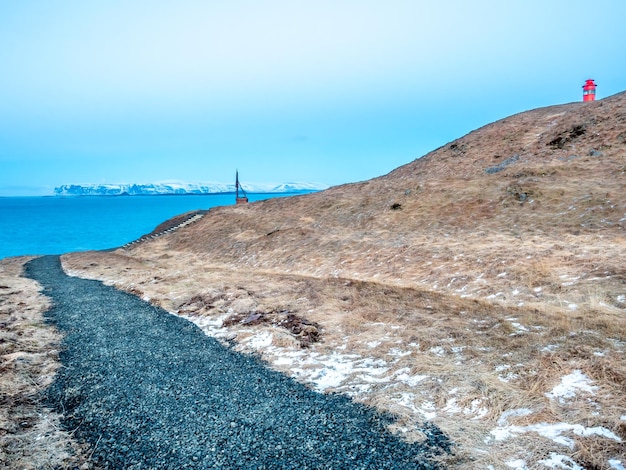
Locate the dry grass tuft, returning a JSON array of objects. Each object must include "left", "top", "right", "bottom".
[{"left": 0, "top": 257, "right": 91, "bottom": 469}]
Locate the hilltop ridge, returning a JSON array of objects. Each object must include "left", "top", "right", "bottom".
[{"left": 151, "top": 91, "right": 626, "bottom": 277}]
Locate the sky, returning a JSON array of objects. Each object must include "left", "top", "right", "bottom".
[{"left": 1, "top": 1, "right": 625, "bottom": 196}]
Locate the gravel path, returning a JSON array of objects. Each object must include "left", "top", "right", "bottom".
[{"left": 26, "top": 256, "right": 451, "bottom": 469}]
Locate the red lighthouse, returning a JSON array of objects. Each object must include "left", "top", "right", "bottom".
[{"left": 582, "top": 79, "right": 597, "bottom": 102}]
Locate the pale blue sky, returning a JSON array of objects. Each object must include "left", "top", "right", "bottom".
[{"left": 1, "top": 1, "right": 625, "bottom": 196}]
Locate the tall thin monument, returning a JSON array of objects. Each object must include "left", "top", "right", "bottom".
[{"left": 235, "top": 170, "right": 249, "bottom": 204}]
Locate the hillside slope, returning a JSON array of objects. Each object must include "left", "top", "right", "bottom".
[{"left": 64, "top": 92, "right": 626, "bottom": 469}]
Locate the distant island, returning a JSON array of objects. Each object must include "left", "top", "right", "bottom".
[{"left": 54, "top": 182, "right": 329, "bottom": 197}]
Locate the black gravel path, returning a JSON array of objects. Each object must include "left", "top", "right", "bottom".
[{"left": 26, "top": 256, "right": 451, "bottom": 469}]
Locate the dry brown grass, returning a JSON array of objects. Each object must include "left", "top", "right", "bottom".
[
  {"left": 4, "top": 92, "right": 621, "bottom": 468},
  {"left": 63, "top": 238, "right": 626, "bottom": 468},
  {"left": 0, "top": 257, "right": 90, "bottom": 469}
]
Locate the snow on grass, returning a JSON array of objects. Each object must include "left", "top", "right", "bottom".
[
  {"left": 388, "top": 348, "right": 412, "bottom": 358},
  {"left": 505, "top": 459, "right": 527, "bottom": 469},
  {"left": 393, "top": 393, "right": 438, "bottom": 421},
  {"left": 497, "top": 408, "right": 532, "bottom": 426},
  {"left": 491, "top": 405, "right": 622, "bottom": 449},
  {"left": 180, "top": 311, "right": 619, "bottom": 467},
  {"left": 538, "top": 453, "right": 584, "bottom": 469},
  {"left": 429, "top": 346, "right": 446, "bottom": 356},
  {"left": 419, "top": 401, "right": 437, "bottom": 420},
  {"left": 490, "top": 421, "right": 621, "bottom": 449},
  {"left": 443, "top": 392, "right": 489, "bottom": 420},
  {"left": 394, "top": 368, "right": 428, "bottom": 387},
  {"left": 177, "top": 312, "right": 232, "bottom": 339},
  {"left": 245, "top": 331, "right": 273, "bottom": 348},
  {"left": 609, "top": 459, "right": 626, "bottom": 470},
  {"left": 270, "top": 349, "right": 391, "bottom": 393},
  {"left": 545, "top": 370, "right": 598, "bottom": 404}
]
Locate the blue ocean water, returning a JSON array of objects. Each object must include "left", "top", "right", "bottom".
[{"left": 0, "top": 193, "right": 304, "bottom": 260}]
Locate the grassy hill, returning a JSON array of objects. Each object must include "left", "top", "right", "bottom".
[{"left": 63, "top": 92, "right": 626, "bottom": 469}]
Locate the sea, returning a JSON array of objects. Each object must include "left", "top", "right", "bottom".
[{"left": 0, "top": 193, "right": 309, "bottom": 260}]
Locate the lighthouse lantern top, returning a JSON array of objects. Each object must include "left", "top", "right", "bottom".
[{"left": 582, "top": 79, "right": 597, "bottom": 102}]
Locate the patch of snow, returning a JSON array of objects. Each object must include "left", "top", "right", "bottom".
[
  {"left": 506, "top": 459, "right": 527, "bottom": 469},
  {"left": 179, "top": 312, "right": 231, "bottom": 339},
  {"left": 621, "top": 415, "right": 626, "bottom": 421},
  {"left": 567, "top": 303, "right": 578, "bottom": 311},
  {"left": 304, "top": 358, "right": 356, "bottom": 391},
  {"left": 609, "top": 459, "right": 626, "bottom": 470},
  {"left": 392, "top": 393, "right": 437, "bottom": 421},
  {"left": 273, "top": 356, "right": 294, "bottom": 366},
  {"left": 486, "top": 292, "right": 504, "bottom": 299},
  {"left": 395, "top": 392, "right": 419, "bottom": 413},
  {"left": 286, "top": 352, "right": 390, "bottom": 393},
  {"left": 443, "top": 397, "right": 461, "bottom": 414},
  {"left": 500, "top": 372, "right": 520, "bottom": 383},
  {"left": 538, "top": 453, "right": 583, "bottom": 469},
  {"left": 367, "top": 341, "right": 381, "bottom": 348},
  {"left": 593, "top": 351, "right": 606, "bottom": 357},
  {"left": 497, "top": 408, "right": 533, "bottom": 426},
  {"left": 429, "top": 346, "right": 445, "bottom": 356},
  {"left": 388, "top": 348, "right": 412, "bottom": 358},
  {"left": 395, "top": 370, "right": 428, "bottom": 387},
  {"left": 495, "top": 364, "right": 520, "bottom": 382},
  {"left": 617, "top": 295, "right": 625, "bottom": 304},
  {"left": 497, "top": 272, "right": 507, "bottom": 278},
  {"left": 444, "top": 397, "right": 488, "bottom": 420},
  {"left": 246, "top": 331, "right": 273, "bottom": 348},
  {"left": 542, "top": 344, "right": 558, "bottom": 352},
  {"left": 545, "top": 370, "right": 598, "bottom": 404},
  {"left": 534, "top": 287, "right": 542, "bottom": 293},
  {"left": 419, "top": 401, "right": 437, "bottom": 420},
  {"left": 490, "top": 422, "right": 621, "bottom": 449},
  {"left": 466, "top": 399, "right": 489, "bottom": 420},
  {"left": 511, "top": 322, "right": 529, "bottom": 332}
]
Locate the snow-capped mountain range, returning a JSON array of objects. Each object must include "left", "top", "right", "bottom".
[{"left": 54, "top": 182, "right": 329, "bottom": 197}]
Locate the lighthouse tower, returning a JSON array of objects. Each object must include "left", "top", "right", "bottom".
[{"left": 582, "top": 79, "right": 597, "bottom": 102}]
